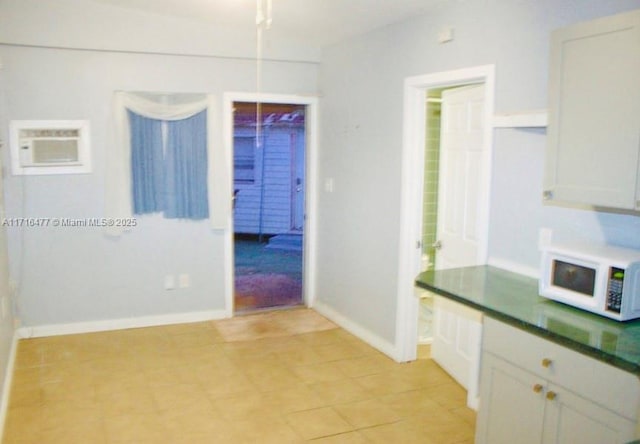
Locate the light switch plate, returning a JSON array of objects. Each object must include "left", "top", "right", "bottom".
[
  {"left": 324, "top": 178, "right": 334, "bottom": 193},
  {"left": 437, "top": 27, "right": 454, "bottom": 43}
]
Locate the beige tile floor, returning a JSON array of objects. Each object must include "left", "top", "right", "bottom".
[{"left": 3, "top": 308, "right": 475, "bottom": 443}]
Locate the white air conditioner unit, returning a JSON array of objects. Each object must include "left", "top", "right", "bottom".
[{"left": 9, "top": 120, "right": 91, "bottom": 175}]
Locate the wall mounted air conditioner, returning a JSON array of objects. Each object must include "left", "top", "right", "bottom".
[{"left": 9, "top": 120, "right": 91, "bottom": 175}]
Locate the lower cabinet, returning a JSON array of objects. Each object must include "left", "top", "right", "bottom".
[
  {"left": 476, "top": 353, "right": 546, "bottom": 444},
  {"left": 475, "top": 318, "right": 639, "bottom": 444}
]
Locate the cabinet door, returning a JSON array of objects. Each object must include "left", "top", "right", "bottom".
[
  {"left": 545, "top": 10, "right": 640, "bottom": 210},
  {"left": 475, "top": 353, "right": 546, "bottom": 444},
  {"left": 542, "top": 383, "right": 636, "bottom": 444}
]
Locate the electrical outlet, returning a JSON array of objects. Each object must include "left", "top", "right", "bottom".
[{"left": 178, "top": 274, "right": 190, "bottom": 289}]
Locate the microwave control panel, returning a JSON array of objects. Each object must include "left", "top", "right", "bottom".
[{"left": 606, "top": 267, "right": 625, "bottom": 313}]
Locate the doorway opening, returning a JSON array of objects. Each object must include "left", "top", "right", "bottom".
[
  {"left": 232, "top": 101, "right": 306, "bottom": 314},
  {"left": 417, "top": 83, "right": 485, "bottom": 347},
  {"left": 396, "top": 65, "right": 495, "bottom": 363},
  {"left": 416, "top": 88, "right": 445, "bottom": 351}
]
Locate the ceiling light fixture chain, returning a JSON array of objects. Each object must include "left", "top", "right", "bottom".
[
  {"left": 255, "top": 0, "right": 272, "bottom": 149},
  {"left": 256, "top": 0, "right": 272, "bottom": 29}
]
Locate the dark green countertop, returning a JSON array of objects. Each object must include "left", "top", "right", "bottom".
[{"left": 415, "top": 265, "right": 640, "bottom": 375}]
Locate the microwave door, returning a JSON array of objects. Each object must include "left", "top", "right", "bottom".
[
  {"left": 552, "top": 260, "right": 596, "bottom": 296},
  {"left": 545, "top": 257, "right": 605, "bottom": 313}
]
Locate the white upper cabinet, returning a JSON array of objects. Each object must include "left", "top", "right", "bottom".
[{"left": 544, "top": 10, "right": 640, "bottom": 211}]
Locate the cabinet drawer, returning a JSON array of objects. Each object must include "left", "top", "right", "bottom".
[{"left": 483, "top": 317, "right": 640, "bottom": 420}]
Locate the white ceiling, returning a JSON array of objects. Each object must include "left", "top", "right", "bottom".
[{"left": 89, "top": 0, "right": 447, "bottom": 47}]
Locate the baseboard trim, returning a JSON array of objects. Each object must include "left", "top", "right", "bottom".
[
  {"left": 487, "top": 257, "right": 539, "bottom": 279},
  {"left": 312, "top": 300, "right": 399, "bottom": 361},
  {"left": 16, "top": 310, "right": 229, "bottom": 339},
  {"left": 0, "top": 331, "right": 19, "bottom": 443}
]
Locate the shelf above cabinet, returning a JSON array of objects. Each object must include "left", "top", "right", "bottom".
[{"left": 493, "top": 110, "right": 548, "bottom": 128}]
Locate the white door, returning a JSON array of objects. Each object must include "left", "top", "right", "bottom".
[
  {"left": 431, "top": 83, "right": 486, "bottom": 410},
  {"left": 291, "top": 127, "right": 305, "bottom": 231},
  {"left": 435, "top": 83, "right": 486, "bottom": 270}
]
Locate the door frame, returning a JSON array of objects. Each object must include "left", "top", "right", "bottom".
[
  {"left": 222, "top": 92, "right": 319, "bottom": 317},
  {"left": 395, "top": 65, "right": 495, "bottom": 362}
]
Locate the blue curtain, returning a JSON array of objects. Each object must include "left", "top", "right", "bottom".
[
  {"left": 129, "top": 110, "right": 209, "bottom": 220},
  {"left": 165, "top": 111, "right": 209, "bottom": 219},
  {"left": 129, "top": 111, "right": 164, "bottom": 215}
]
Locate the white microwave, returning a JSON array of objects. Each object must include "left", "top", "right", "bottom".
[{"left": 539, "top": 242, "right": 640, "bottom": 321}]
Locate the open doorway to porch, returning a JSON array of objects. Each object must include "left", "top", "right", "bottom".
[{"left": 232, "top": 102, "right": 306, "bottom": 313}]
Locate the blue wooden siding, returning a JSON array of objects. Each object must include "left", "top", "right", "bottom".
[{"left": 233, "top": 126, "right": 305, "bottom": 235}]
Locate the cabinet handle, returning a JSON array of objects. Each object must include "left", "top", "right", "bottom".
[
  {"left": 532, "top": 383, "right": 544, "bottom": 394},
  {"left": 546, "top": 391, "right": 557, "bottom": 401},
  {"left": 541, "top": 358, "right": 552, "bottom": 368}
]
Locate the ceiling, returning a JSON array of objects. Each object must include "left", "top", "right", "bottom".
[{"left": 89, "top": 0, "right": 448, "bottom": 47}]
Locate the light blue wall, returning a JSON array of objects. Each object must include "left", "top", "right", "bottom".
[
  {"left": 316, "top": 0, "right": 640, "bottom": 345},
  {"left": 1, "top": 0, "right": 639, "bottom": 353},
  {"left": 0, "top": 42, "right": 17, "bottom": 419},
  {"left": 0, "top": 3, "right": 318, "bottom": 327},
  {"left": 0, "top": 0, "right": 320, "bottom": 63},
  {"left": 0, "top": 191, "right": 14, "bottom": 421}
]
